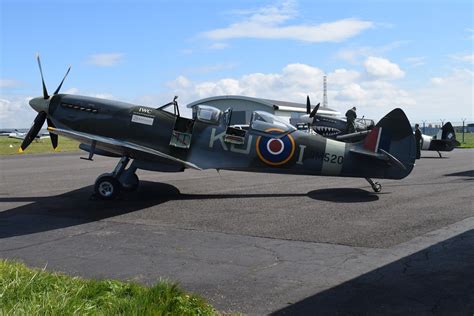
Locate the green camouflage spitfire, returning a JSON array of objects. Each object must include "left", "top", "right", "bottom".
[{"left": 21, "top": 56, "right": 416, "bottom": 199}]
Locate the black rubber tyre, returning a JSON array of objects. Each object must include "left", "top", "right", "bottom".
[
  {"left": 94, "top": 175, "right": 121, "bottom": 200},
  {"left": 121, "top": 173, "right": 139, "bottom": 192},
  {"left": 373, "top": 183, "right": 382, "bottom": 193}
]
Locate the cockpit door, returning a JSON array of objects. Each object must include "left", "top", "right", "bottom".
[
  {"left": 223, "top": 107, "right": 248, "bottom": 145},
  {"left": 223, "top": 107, "right": 233, "bottom": 127}
]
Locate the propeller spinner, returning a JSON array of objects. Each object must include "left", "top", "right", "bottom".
[{"left": 19, "top": 55, "right": 70, "bottom": 152}]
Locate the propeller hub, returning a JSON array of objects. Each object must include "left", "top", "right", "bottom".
[{"left": 29, "top": 96, "right": 50, "bottom": 113}]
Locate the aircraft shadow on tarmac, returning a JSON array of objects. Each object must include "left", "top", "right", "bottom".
[
  {"left": 444, "top": 169, "right": 474, "bottom": 179},
  {"left": 273, "top": 229, "right": 474, "bottom": 315},
  {"left": 0, "top": 182, "right": 378, "bottom": 238}
]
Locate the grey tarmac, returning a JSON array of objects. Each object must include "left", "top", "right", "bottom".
[{"left": 0, "top": 149, "right": 473, "bottom": 315}]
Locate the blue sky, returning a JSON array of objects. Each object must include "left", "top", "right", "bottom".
[{"left": 1, "top": 0, "right": 473, "bottom": 127}]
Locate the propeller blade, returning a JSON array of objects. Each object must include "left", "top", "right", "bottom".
[
  {"left": 36, "top": 54, "right": 49, "bottom": 99},
  {"left": 310, "top": 103, "right": 320, "bottom": 118},
  {"left": 53, "top": 66, "right": 71, "bottom": 95},
  {"left": 47, "top": 118, "right": 58, "bottom": 149},
  {"left": 19, "top": 111, "right": 47, "bottom": 151},
  {"left": 306, "top": 95, "right": 311, "bottom": 114}
]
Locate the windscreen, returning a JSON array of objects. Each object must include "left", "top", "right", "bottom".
[
  {"left": 355, "top": 118, "right": 375, "bottom": 129},
  {"left": 193, "top": 105, "right": 222, "bottom": 124},
  {"left": 250, "top": 111, "right": 296, "bottom": 134}
]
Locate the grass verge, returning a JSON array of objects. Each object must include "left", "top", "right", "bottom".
[
  {"left": 457, "top": 132, "right": 474, "bottom": 148},
  {"left": 0, "top": 259, "right": 218, "bottom": 315},
  {"left": 0, "top": 136, "right": 80, "bottom": 155}
]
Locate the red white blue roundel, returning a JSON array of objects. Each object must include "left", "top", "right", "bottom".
[{"left": 256, "top": 128, "right": 296, "bottom": 166}]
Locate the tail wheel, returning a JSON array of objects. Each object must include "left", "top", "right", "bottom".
[
  {"left": 373, "top": 182, "right": 382, "bottom": 193},
  {"left": 94, "top": 174, "right": 121, "bottom": 200}
]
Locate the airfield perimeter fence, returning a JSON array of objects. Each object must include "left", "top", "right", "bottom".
[{"left": 413, "top": 120, "right": 474, "bottom": 143}]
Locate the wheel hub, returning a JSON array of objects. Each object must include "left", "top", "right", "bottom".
[{"left": 98, "top": 181, "right": 114, "bottom": 197}]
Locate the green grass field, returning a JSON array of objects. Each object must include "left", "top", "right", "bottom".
[
  {"left": 457, "top": 132, "right": 474, "bottom": 148},
  {"left": 0, "top": 260, "right": 218, "bottom": 315},
  {"left": 0, "top": 136, "right": 80, "bottom": 155}
]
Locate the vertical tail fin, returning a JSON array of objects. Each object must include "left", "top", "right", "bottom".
[
  {"left": 433, "top": 122, "right": 460, "bottom": 149},
  {"left": 359, "top": 108, "right": 416, "bottom": 179},
  {"left": 441, "top": 122, "right": 459, "bottom": 143}
]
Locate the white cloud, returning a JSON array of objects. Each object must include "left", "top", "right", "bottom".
[
  {"left": 414, "top": 68, "right": 474, "bottom": 122},
  {"left": 336, "top": 41, "right": 408, "bottom": 64},
  {"left": 430, "top": 77, "right": 444, "bottom": 85},
  {"left": 86, "top": 53, "right": 124, "bottom": 67},
  {"left": 202, "top": 2, "right": 373, "bottom": 43},
  {"left": 466, "top": 28, "right": 474, "bottom": 40},
  {"left": 0, "top": 79, "right": 21, "bottom": 89},
  {"left": 93, "top": 93, "right": 114, "bottom": 99},
  {"left": 63, "top": 87, "right": 79, "bottom": 94},
  {"left": 327, "top": 69, "right": 360, "bottom": 85},
  {"left": 167, "top": 63, "right": 471, "bottom": 122},
  {"left": 334, "top": 83, "right": 367, "bottom": 101},
  {"left": 208, "top": 43, "right": 229, "bottom": 50},
  {"left": 404, "top": 56, "right": 426, "bottom": 67},
  {"left": 0, "top": 96, "right": 36, "bottom": 128},
  {"left": 61, "top": 87, "right": 113, "bottom": 100},
  {"left": 450, "top": 53, "right": 474, "bottom": 63},
  {"left": 364, "top": 56, "right": 405, "bottom": 80},
  {"left": 168, "top": 63, "right": 415, "bottom": 119}
]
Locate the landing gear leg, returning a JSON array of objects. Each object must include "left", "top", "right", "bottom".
[
  {"left": 119, "top": 161, "right": 140, "bottom": 192},
  {"left": 437, "top": 151, "right": 442, "bottom": 158},
  {"left": 365, "top": 177, "right": 382, "bottom": 193},
  {"left": 94, "top": 157, "right": 130, "bottom": 200}
]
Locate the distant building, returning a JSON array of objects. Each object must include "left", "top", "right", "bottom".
[
  {"left": 467, "top": 123, "right": 474, "bottom": 133},
  {"left": 186, "top": 95, "right": 340, "bottom": 125}
]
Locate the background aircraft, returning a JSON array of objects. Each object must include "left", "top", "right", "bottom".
[
  {"left": 7, "top": 129, "right": 49, "bottom": 141},
  {"left": 292, "top": 96, "right": 374, "bottom": 142},
  {"left": 419, "top": 122, "right": 460, "bottom": 157},
  {"left": 20, "top": 56, "right": 416, "bottom": 199},
  {"left": 294, "top": 96, "right": 459, "bottom": 156}
]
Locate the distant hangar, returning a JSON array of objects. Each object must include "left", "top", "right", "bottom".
[{"left": 186, "top": 95, "right": 340, "bottom": 125}]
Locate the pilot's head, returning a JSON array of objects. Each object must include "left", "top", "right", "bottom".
[{"left": 415, "top": 124, "right": 419, "bottom": 129}]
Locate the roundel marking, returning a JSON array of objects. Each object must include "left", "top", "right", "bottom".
[
  {"left": 256, "top": 128, "right": 296, "bottom": 166},
  {"left": 267, "top": 138, "right": 284, "bottom": 155}
]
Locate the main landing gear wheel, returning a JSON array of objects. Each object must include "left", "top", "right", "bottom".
[
  {"left": 94, "top": 174, "right": 121, "bottom": 200},
  {"left": 365, "top": 177, "right": 382, "bottom": 193},
  {"left": 93, "top": 157, "right": 139, "bottom": 199},
  {"left": 121, "top": 173, "right": 139, "bottom": 192}
]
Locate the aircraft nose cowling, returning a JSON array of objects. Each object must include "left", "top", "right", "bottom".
[{"left": 29, "top": 96, "right": 50, "bottom": 113}]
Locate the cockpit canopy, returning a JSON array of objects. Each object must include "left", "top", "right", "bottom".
[
  {"left": 192, "top": 105, "right": 222, "bottom": 124},
  {"left": 250, "top": 111, "right": 296, "bottom": 135},
  {"left": 355, "top": 118, "right": 375, "bottom": 129},
  {"left": 191, "top": 106, "right": 298, "bottom": 137}
]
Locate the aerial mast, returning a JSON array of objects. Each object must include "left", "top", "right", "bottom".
[{"left": 323, "top": 75, "right": 328, "bottom": 108}]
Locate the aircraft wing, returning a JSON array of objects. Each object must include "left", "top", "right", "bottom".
[
  {"left": 47, "top": 127, "right": 202, "bottom": 170},
  {"left": 335, "top": 130, "right": 370, "bottom": 141}
]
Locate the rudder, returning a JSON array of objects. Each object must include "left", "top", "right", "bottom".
[{"left": 362, "top": 108, "right": 416, "bottom": 179}]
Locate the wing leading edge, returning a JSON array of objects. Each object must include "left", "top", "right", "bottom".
[{"left": 47, "top": 127, "right": 202, "bottom": 170}]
